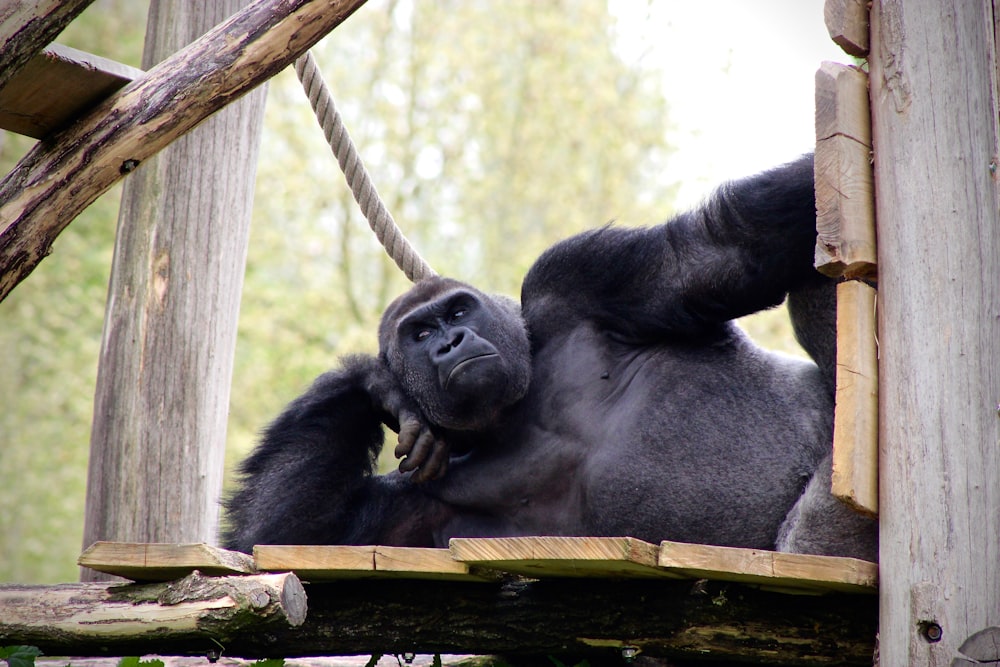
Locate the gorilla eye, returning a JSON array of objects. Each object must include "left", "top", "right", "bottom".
[
  {"left": 450, "top": 308, "right": 467, "bottom": 322},
  {"left": 414, "top": 328, "right": 432, "bottom": 342}
]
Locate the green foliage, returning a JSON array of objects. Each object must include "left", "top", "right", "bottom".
[
  {"left": 0, "top": 646, "right": 42, "bottom": 667},
  {"left": 249, "top": 660, "right": 284, "bottom": 667},
  {"left": 116, "top": 658, "right": 164, "bottom": 667}
]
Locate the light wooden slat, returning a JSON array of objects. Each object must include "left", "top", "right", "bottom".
[
  {"left": 814, "top": 61, "right": 877, "bottom": 280},
  {"left": 77, "top": 541, "right": 255, "bottom": 581},
  {"left": 831, "top": 280, "right": 879, "bottom": 516},
  {"left": 0, "top": 43, "right": 142, "bottom": 139},
  {"left": 449, "top": 536, "right": 675, "bottom": 579},
  {"left": 253, "top": 544, "right": 495, "bottom": 582},
  {"left": 658, "top": 540, "right": 877, "bottom": 594}
]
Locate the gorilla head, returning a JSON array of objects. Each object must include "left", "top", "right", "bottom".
[{"left": 378, "top": 276, "right": 531, "bottom": 431}]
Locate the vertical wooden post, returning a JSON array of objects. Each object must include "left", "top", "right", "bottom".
[
  {"left": 870, "top": 0, "right": 1000, "bottom": 663},
  {"left": 81, "top": 0, "right": 266, "bottom": 580}
]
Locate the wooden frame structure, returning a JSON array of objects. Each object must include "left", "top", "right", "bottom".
[{"left": 2, "top": 0, "right": 999, "bottom": 665}]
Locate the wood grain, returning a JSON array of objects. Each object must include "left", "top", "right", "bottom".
[
  {"left": 870, "top": 0, "right": 1000, "bottom": 663},
  {"left": 658, "top": 540, "right": 877, "bottom": 594},
  {"left": 449, "top": 536, "right": 671, "bottom": 579},
  {"left": 814, "top": 62, "right": 876, "bottom": 279}
]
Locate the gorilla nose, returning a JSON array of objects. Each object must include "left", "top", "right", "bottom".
[{"left": 437, "top": 329, "right": 466, "bottom": 356}]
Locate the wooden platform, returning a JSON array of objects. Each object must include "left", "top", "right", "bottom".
[
  {"left": 0, "top": 43, "right": 142, "bottom": 139},
  {"left": 79, "top": 536, "right": 876, "bottom": 594}
]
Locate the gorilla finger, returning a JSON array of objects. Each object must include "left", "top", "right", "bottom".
[
  {"left": 398, "top": 429, "right": 437, "bottom": 472},
  {"left": 395, "top": 415, "right": 422, "bottom": 457},
  {"left": 422, "top": 439, "right": 450, "bottom": 481}
]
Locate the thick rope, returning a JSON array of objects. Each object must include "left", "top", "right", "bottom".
[{"left": 295, "top": 50, "right": 436, "bottom": 282}]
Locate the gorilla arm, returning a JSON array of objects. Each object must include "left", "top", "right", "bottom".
[
  {"left": 521, "top": 154, "right": 819, "bottom": 343},
  {"left": 221, "top": 354, "right": 447, "bottom": 552}
]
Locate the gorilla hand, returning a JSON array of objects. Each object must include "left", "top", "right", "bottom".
[
  {"left": 395, "top": 409, "right": 450, "bottom": 482},
  {"left": 361, "top": 356, "right": 450, "bottom": 482}
]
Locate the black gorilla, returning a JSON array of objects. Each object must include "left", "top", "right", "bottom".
[{"left": 223, "top": 155, "right": 877, "bottom": 561}]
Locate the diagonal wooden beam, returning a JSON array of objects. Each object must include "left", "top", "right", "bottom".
[
  {"left": 0, "top": 0, "right": 369, "bottom": 303},
  {"left": 0, "top": 0, "right": 97, "bottom": 92}
]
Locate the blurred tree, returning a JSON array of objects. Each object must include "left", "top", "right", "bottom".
[{"left": 0, "top": 0, "right": 149, "bottom": 582}]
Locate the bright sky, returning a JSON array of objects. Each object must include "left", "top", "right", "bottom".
[{"left": 611, "top": 0, "right": 853, "bottom": 207}]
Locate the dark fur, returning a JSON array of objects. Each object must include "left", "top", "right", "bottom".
[{"left": 222, "top": 155, "right": 877, "bottom": 561}]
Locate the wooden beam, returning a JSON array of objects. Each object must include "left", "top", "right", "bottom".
[
  {"left": 0, "top": 577, "right": 877, "bottom": 664},
  {"left": 814, "top": 61, "right": 877, "bottom": 280},
  {"left": 0, "top": 43, "right": 142, "bottom": 139},
  {"left": 0, "top": 0, "right": 96, "bottom": 92},
  {"left": 831, "top": 280, "right": 878, "bottom": 516},
  {"left": 824, "top": 0, "right": 870, "bottom": 57},
  {"left": 78, "top": 542, "right": 256, "bottom": 581},
  {"left": 0, "top": 0, "right": 370, "bottom": 303},
  {"left": 0, "top": 571, "right": 306, "bottom": 650},
  {"left": 870, "top": 0, "right": 1000, "bottom": 663},
  {"left": 79, "top": 0, "right": 267, "bottom": 582}
]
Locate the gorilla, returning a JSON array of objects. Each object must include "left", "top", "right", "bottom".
[{"left": 223, "top": 154, "right": 877, "bottom": 562}]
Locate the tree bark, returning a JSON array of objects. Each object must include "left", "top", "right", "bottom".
[
  {"left": 0, "top": 577, "right": 875, "bottom": 666},
  {"left": 870, "top": 0, "right": 1000, "bottom": 663},
  {"left": 80, "top": 0, "right": 267, "bottom": 581},
  {"left": 0, "top": 572, "right": 306, "bottom": 648},
  {"left": 0, "top": 0, "right": 96, "bottom": 92},
  {"left": 0, "top": 0, "right": 369, "bottom": 303}
]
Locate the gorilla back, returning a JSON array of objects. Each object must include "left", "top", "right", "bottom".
[{"left": 222, "top": 155, "right": 877, "bottom": 561}]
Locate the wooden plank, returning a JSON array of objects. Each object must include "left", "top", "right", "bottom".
[
  {"left": 254, "top": 545, "right": 495, "bottom": 582},
  {"left": 814, "top": 62, "right": 876, "bottom": 280},
  {"left": 831, "top": 280, "right": 878, "bottom": 516},
  {"left": 824, "top": 0, "right": 870, "bottom": 57},
  {"left": 449, "top": 536, "right": 674, "bottom": 579},
  {"left": 77, "top": 541, "right": 255, "bottom": 581},
  {"left": 0, "top": 43, "right": 142, "bottom": 139},
  {"left": 658, "top": 540, "right": 877, "bottom": 595}
]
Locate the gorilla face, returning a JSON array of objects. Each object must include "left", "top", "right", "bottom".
[{"left": 379, "top": 278, "right": 531, "bottom": 431}]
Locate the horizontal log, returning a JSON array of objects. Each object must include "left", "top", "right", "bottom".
[
  {"left": 0, "top": 0, "right": 369, "bottom": 303},
  {"left": 1, "top": 577, "right": 876, "bottom": 665},
  {"left": 0, "top": 572, "right": 306, "bottom": 649}
]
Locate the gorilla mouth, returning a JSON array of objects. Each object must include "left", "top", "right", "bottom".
[{"left": 444, "top": 352, "right": 500, "bottom": 389}]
